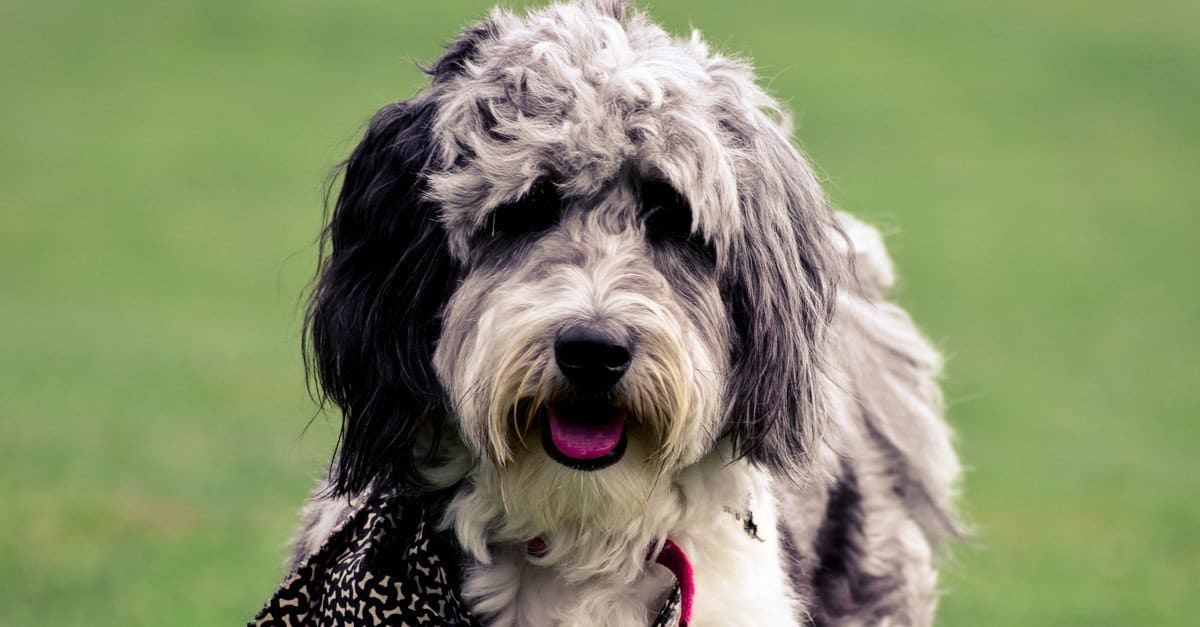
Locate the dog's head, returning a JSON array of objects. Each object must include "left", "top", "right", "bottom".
[{"left": 307, "top": 0, "right": 839, "bottom": 546}]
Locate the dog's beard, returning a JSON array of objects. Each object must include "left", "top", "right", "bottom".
[
  {"left": 443, "top": 385, "right": 698, "bottom": 583},
  {"left": 445, "top": 430, "right": 682, "bottom": 583},
  {"left": 439, "top": 326, "right": 724, "bottom": 583}
]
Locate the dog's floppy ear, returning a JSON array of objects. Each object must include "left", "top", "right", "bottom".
[
  {"left": 305, "top": 97, "right": 454, "bottom": 497},
  {"left": 723, "top": 120, "right": 841, "bottom": 483}
]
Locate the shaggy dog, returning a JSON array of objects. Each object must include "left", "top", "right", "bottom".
[{"left": 290, "top": 1, "right": 962, "bottom": 625}]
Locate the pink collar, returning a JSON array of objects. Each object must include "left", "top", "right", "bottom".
[
  {"left": 652, "top": 539, "right": 695, "bottom": 626},
  {"left": 526, "top": 538, "right": 695, "bottom": 626}
]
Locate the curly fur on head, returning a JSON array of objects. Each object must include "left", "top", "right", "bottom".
[{"left": 296, "top": 1, "right": 961, "bottom": 625}]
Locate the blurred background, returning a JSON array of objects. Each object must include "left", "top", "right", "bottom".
[{"left": 2, "top": 0, "right": 1196, "bottom": 624}]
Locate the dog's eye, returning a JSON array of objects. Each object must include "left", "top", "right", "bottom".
[
  {"left": 642, "top": 181, "right": 693, "bottom": 242},
  {"left": 487, "top": 180, "right": 562, "bottom": 237}
]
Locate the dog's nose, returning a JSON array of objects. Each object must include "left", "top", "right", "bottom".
[{"left": 554, "top": 325, "right": 631, "bottom": 389}]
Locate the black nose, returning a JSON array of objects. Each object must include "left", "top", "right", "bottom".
[{"left": 554, "top": 325, "right": 631, "bottom": 389}]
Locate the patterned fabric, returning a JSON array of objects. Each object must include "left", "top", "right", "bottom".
[
  {"left": 650, "top": 586, "right": 683, "bottom": 627},
  {"left": 250, "top": 490, "right": 683, "bottom": 626},
  {"left": 250, "top": 491, "right": 477, "bottom": 626}
]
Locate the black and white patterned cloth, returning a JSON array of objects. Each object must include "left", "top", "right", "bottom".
[{"left": 250, "top": 489, "right": 684, "bottom": 626}]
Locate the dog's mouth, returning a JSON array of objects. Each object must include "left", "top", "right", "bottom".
[{"left": 541, "top": 401, "right": 628, "bottom": 471}]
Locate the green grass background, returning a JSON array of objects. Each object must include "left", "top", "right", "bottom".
[{"left": 2, "top": 0, "right": 1197, "bottom": 624}]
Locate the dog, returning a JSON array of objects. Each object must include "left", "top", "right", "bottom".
[{"left": 288, "top": 1, "right": 962, "bottom": 625}]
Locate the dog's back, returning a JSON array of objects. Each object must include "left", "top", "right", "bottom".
[{"left": 774, "top": 212, "right": 962, "bottom": 625}]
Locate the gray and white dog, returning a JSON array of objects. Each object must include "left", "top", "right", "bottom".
[{"left": 294, "top": 1, "right": 962, "bottom": 625}]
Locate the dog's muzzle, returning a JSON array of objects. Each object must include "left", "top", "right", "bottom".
[{"left": 542, "top": 325, "right": 632, "bottom": 470}]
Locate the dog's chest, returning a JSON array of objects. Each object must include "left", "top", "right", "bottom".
[
  {"left": 676, "top": 487, "right": 801, "bottom": 626},
  {"left": 464, "top": 470, "right": 802, "bottom": 627}
]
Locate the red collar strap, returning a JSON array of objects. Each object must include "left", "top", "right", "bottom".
[
  {"left": 525, "top": 538, "right": 695, "bottom": 626},
  {"left": 652, "top": 539, "right": 694, "bottom": 626}
]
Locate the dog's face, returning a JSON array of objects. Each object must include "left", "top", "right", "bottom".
[
  {"left": 307, "top": 0, "right": 840, "bottom": 538},
  {"left": 433, "top": 176, "right": 727, "bottom": 471}
]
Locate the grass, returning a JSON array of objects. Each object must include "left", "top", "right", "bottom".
[{"left": 1, "top": 0, "right": 1196, "bottom": 624}]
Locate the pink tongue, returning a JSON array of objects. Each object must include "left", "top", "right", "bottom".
[{"left": 547, "top": 407, "right": 627, "bottom": 460}]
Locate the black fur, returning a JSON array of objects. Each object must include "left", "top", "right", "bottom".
[
  {"left": 810, "top": 470, "right": 899, "bottom": 624},
  {"left": 306, "top": 22, "right": 508, "bottom": 497},
  {"left": 305, "top": 97, "right": 455, "bottom": 497},
  {"left": 427, "top": 19, "right": 499, "bottom": 82}
]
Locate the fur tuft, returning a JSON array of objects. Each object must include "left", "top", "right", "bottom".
[{"left": 831, "top": 212, "right": 964, "bottom": 543}]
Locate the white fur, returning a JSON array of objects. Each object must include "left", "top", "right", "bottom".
[{"left": 458, "top": 450, "right": 803, "bottom": 627}]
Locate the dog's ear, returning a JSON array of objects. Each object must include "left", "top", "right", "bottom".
[
  {"left": 305, "top": 97, "right": 454, "bottom": 497},
  {"left": 723, "top": 120, "right": 841, "bottom": 483}
]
